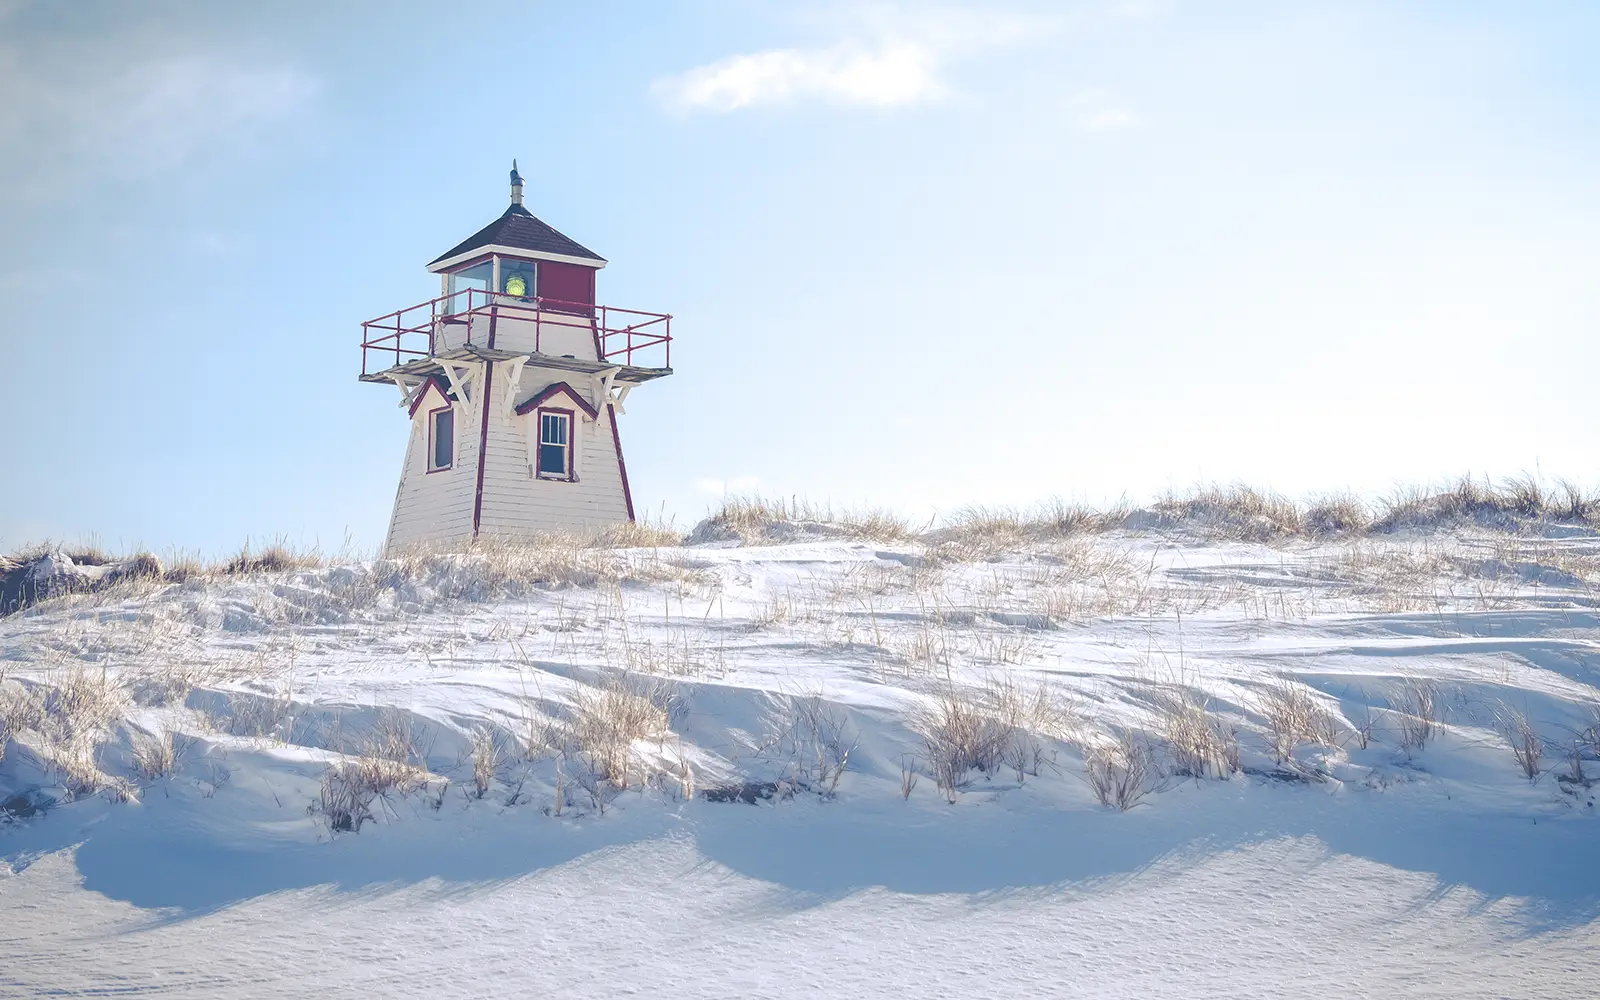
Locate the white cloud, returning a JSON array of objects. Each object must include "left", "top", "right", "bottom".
[
  {"left": 1068, "top": 88, "right": 1141, "bottom": 131},
  {"left": 653, "top": 6, "right": 1047, "bottom": 114},
  {"left": 656, "top": 41, "right": 943, "bottom": 113}
]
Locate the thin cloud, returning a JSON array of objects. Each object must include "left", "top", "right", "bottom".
[
  {"left": 1069, "top": 88, "right": 1141, "bottom": 131},
  {"left": 1110, "top": 0, "right": 1166, "bottom": 18},
  {"left": 656, "top": 40, "right": 943, "bottom": 113},
  {"left": 0, "top": 36, "right": 317, "bottom": 195},
  {"left": 653, "top": 6, "right": 1047, "bottom": 114},
  {"left": 110, "top": 57, "right": 318, "bottom": 169}
]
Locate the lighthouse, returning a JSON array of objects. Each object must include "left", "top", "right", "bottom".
[{"left": 359, "top": 164, "right": 673, "bottom": 553}]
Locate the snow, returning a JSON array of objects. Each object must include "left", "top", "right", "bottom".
[{"left": 2, "top": 530, "right": 1598, "bottom": 997}]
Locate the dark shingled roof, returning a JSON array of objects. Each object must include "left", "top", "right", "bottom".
[{"left": 429, "top": 204, "right": 606, "bottom": 268}]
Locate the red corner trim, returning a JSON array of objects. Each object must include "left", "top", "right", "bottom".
[
  {"left": 472, "top": 360, "right": 494, "bottom": 538},
  {"left": 514, "top": 381, "right": 599, "bottom": 421},
  {"left": 608, "top": 403, "right": 635, "bottom": 523},
  {"left": 406, "top": 375, "right": 453, "bottom": 419}
]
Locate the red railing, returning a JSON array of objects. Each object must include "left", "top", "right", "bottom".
[{"left": 360, "top": 288, "right": 672, "bottom": 377}]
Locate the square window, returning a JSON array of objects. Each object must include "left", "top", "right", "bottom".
[
  {"left": 500, "top": 258, "right": 535, "bottom": 299},
  {"left": 429, "top": 407, "right": 454, "bottom": 471},
  {"left": 537, "top": 410, "right": 571, "bottom": 479}
]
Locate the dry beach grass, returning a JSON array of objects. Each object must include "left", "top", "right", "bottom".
[{"left": 2, "top": 475, "right": 1599, "bottom": 839}]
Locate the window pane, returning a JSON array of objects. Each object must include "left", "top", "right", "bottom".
[
  {"left": 540, "top": 412, "right": 568, "bottom": 446},
  {"left": 537, "top": 411, "right": 570, "bottom": 477},
  {"left": 445, "top": 262, "right": 492, "bottom": 314},
  {"left": 432, "top": 409, "right": 453, "bottom": 468},
  {"left": 500, "top": 258, "right": 535, "bottom": 299},
  {"left": 538, "top": 441, "right": 567, "bottom": 476}
]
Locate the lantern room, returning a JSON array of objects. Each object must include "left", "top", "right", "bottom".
[
  {"left": 428, "top": 162, "right": 603, "bottom": 317},
  {"left": 359, "top": 162, "right": 671, "bottom": 379}
]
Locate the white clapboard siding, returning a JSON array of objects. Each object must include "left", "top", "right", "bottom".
[
  {"left": 491, "top": 312, "right": 598, "bottom": 360},
  {"left": 383, "top": 364, "right": 633, "bottom": 553},
  {"left": 476, "top": 370, "right": 629, "bottom": 537},
  {"left": 431, "top": 309, "right": 600, "bottom": 360},
  {"left": 386, "top": 386, "right": 479, "bottom": 552},
  {"left": 434, "top": 313, "right": 491, "bottom": 353},
  {"left": 476, "top": 411, "right": 629, "bottom": 537}
]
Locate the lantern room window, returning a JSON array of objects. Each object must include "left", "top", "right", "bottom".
[
  {"left": 428, "top": 406, "right": 454, "bottom": 472},
  {"left": 445, "top": 261, "right": 492, "bottom": 314},
  {"left": 500, "top": 258, "right": 535, "bottom": 299},
  {"left": 536, "top": 410, "right": 572, "bottom": 480}
]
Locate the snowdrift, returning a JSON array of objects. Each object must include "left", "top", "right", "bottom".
[{"left": 3, "top": 525, "right": 1599, "bottom": 997}]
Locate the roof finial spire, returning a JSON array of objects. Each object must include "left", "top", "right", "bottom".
[{"left": 509, "top": 159, "right": 524, "bottom": 207}]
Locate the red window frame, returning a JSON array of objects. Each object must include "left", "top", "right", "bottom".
[{"left": 535, "top": 406, "right": 575, "bottom": 481}]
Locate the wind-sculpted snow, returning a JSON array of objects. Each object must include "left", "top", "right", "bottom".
[{"left": 2, "top": 532, "right": 1598, "bottom": 997}]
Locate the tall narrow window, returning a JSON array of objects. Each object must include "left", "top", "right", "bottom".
[
  {"left": 429, "top": 407, "right": 454, "bottom": 471},
  {"left": 537, "top": 410, "right": 571, "bottom": 479}
]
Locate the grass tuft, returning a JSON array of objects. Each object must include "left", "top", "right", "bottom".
[
  {"left": 1155, "top": 688, "right": 1240, "bottom": 778},
  {"left": 1149, "top": 485, "right": 1304, "bottom": 542},
  {"left": 1258, "top": 679, "right": 1342, "bottom": 765},
  {"left": 689, "top": 495, "right": 914, "bottom": 546},
  {"left": 1083, "top": 729, "right": 1153, "bottom": 811}
]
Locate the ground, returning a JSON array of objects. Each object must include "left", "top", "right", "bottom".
[{"left": 1, "top": 526, "right": 1598, "bottom": 997}]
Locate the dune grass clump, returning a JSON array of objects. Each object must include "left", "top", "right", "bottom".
[
  {"left": 468, "top": 725, "right": 510, "bottom": 799},
  {"left": 688, "top": 495, "right": 914, "bottom": 546},
  {"left": 914, "top": 687, "right": 1016, "bottom": 801},
  {"left": 0, "top": 680, "right": 45, "bottom": 763},
  {"left": 1552, "top": 479, "right": 1600, "bottom": 523},
  {"left": 0, "top": 668, "right": 130, "bottom": 799},
  {"left": 381, "top": 532, "right": 715, "bottom": 602},
  {"left": 314, "top": 756, "right": 431, "bottom": 833},
  {"left": 931, "top": 474, "right": 1600, "bottom": 551},
  {"left": 221, "top": 541, "right": 325, "bottom": 576},
  {"left": 590, "top": 518, "right": 685, "bottom": 549},
  {"left": 1257, "top": 678, "right": 1343, "bottom": 765},
  {"left": 1494, "top": 703, "right": 1542, "bottom": 783},
  {"left": 1149, "top": 485, "right": 1305, "bottom": 542},
  {"left": 1, "top": 544, "right": 168, "bottom": 616},
  {"left": 130, "top": 729, "right": 195, "bottom": 782},
  {"left": 1392, "top": 676, "right": 1439, "bottom": 754},
  {"left": 557, "top": 672, "right": 675, "bottom": 812},
  {"left": 1303, "top": 493, "right": 1373, "bottom": 536},
  {"left": 932, "top": 499, "right": 1125, "bottom": 561},
  {"left": 913, "top": 674, "right": 1079, "bottom": 800},
  {"left": 1154, "top": 688, "right": 1241, "bottom": 779},
  {"left": 1372, "top": 474, "right": 1600, "bottom": 533},
  {"left": 760, "top": 693, "right": 859, "bottom": 798},
  {"left": 42, "top": 669, "right": 128, "bottom": 743},
  {"left": 311, "top": 709, "right": 437, "bottom": 833},
  {"left": 1083, "top": 729, "right": 1154, "bottom": 811}
]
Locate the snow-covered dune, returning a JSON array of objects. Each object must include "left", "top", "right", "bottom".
[{"left": 2, "top": 530, "right": 1598, "bottom": 997}]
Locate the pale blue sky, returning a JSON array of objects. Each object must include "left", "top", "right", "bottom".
[{"left": 1, "top": 1, "right": 1595, "bottom": 554}]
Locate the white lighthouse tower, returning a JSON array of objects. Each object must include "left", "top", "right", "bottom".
[{"left": 360, "top": 164, "right": 673, "bottom": 552}]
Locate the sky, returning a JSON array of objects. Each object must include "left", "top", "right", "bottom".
[{"left": 1, "top": 0, "right": 1596, "bottom": 555}]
